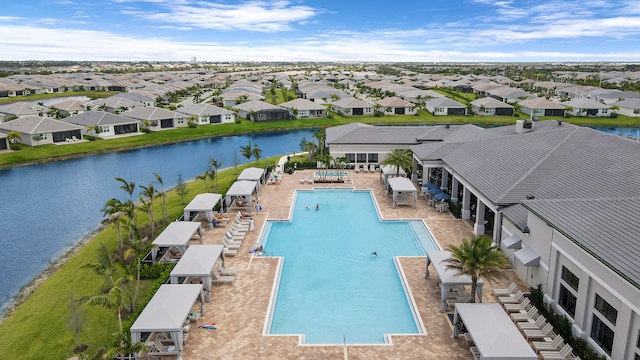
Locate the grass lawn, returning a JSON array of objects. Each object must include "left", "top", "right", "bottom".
[
  {"left": 0, "top": 160, "right": 262, "bottom": 359},
  {"left": 0, "top": 91, "right": 117, "bottom": 104}
]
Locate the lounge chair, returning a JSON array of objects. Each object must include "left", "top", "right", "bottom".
[
  {"left": 446, "top": 293, "right": 472, "bottom": 307},
  {"left": 469, "top": 346, "right": 481, "bottom": 360},
  {"left": 498, "top": 290, "right": 525, "bottom": 304},
  {"left": 539, "top": 343, "right": 573, "bottom": 359},
  {"left": 354, "top": 165, "right": 360, "bottom": 173},
  {"left": 492, "top": 282, "right": 517, "bottom": 296},
  {"left": 212, "top": 268, "right": 235, "bottom": 285},
  {"left": 511, "top": 306, "right": 540, "bottom": 322},
  {"left": 307, "top": 175, "right": 314, "bottom": 184},
  {"left": 516, "top": 315, "right": 547, "bottom": 331},
  {"left": 532, "top": 334, "right": 565, "bottom": 353},
  {"left": 503, "top": 297, "right": 531, "bottom": 312},
  {"left": 223, "top": 248, "right": 237, "bottom": 257},
  {"left": 147, "top": 339, "right": 179, "bottom": 356},
  {"left": 522, "top": 323, "right": 555, "bottom": 340},
  {"left": 225, "top": 230, "right": 245, "bottom": 241},
  {"left": 300, "top": 175, "right": 305, "bottom": 184},
  {"left": 222, "top": 238, "right": 241, "bottom": 250},
  {"left": 215, "top": 265, "right": 238, "bottom": 277},
  {"left": 229, "top": 224, "right": 248, "bottom": 235}
]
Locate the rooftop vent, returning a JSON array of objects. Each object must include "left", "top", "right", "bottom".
[
  {"left": 557, "top": 120, "right": 563, "bottom": 126},
  {"left": 516, "top": 119, "right": 535, "bottom": 134},
  {"left": 526, "top": 194, "right": 535, "bottom": 200}
]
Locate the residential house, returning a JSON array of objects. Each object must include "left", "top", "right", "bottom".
[
  {"left": 85, "top": 96, "right": 142, "bottom": 113},
  {"left": 278, "top": 98, "right": 327, "bottom": 119},
  {"left": 0, "top": 102, "right": 47, "bottom": 122},
  {"left": 176, "top": 103, "right": 235, "bottom": 124},
  {"left": 48, "top": 99, "right": 86, "bottom": 117},
  {"left": 562, "top": 98, "right": 611, "bottom": 117},
  {"left": 613, "top": 98, "right": 640, "bottom": 117},
  {"left": 330, "top": 97, "right": 374, "bottom": 116},
  {"left": 231, "top": 100, "right": 289, "bottom": 121},
  {"left": 64, "top": 111, "right": 141, "bottom": 138},
  {"left": 487, "top": 87, "right": 535, "bottom": 103},
  {"left": 111, "top": 92, "right": 155, "bottom": 107},
  {"left": 518, "top": 97, "right": 566, "bottom": 117},
  {"left": 121, "top": 107, "right": 187, "bottom": 130},
  {"left": 0, "top": 132, "right": 8, "bottom": 151},
  {"left": 376, "top": 97, "right": 416, "bottom": 115},
  {"left": 470, "top": 97, "right": 514, "bottom": 116},
  {"left": 220, "top": 91, "right": 263, "bottom": 107},
  {"left": 0, "top": 115, "right": 83, "bottom": 145},
  {"left": 424, "top": 97, "right": 466, "bottom": 116}
]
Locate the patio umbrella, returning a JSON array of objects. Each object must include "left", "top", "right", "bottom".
[
  {"left": 428, "top": 187, "right": 443, "bottom": 195},
  {"left": 434, "top": 192, "right": 451, "bottom": 200},
  {"left": 423, "top": 182, "right": 438, "bottom": 190}
]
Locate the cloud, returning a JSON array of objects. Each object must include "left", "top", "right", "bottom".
[{"left": 120, "top": 0, "right": 320, "bottom": 32}]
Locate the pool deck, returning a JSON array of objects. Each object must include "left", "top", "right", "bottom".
[{"left": 178, "top": 169, "right": 529, "bottom": 360}]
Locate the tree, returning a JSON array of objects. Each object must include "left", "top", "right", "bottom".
[
  {"left": 208, "top": 157, "right": 223, "bottom": 193},
  {"left": 114, "top": 177, "right": 136, "bottom": 237},
  {"left": 123, "top": 234, "right": 148, "bottom": 314},
  {"left": 153, "top": 172, "right": 168, "bottom": 223},
  {"left": 139, "top": 182, "right": 156, "bottom": 238},
  {"left": 312, "top": 129, "right": 326, "bottom": 156},
  {"left": 81, "top": 244, "right": 116, "bottom": 291},
  {"left": 252, "top": 143, "right": 262, "bottom": 164},
  {"left": 334, "top": 156, "right": 349, "bottom": 181},
  {"left": 442, "top": 235, "right": 510, "bottom": 302},
  {"left": 75, "top": 277, "right": 129, "bottom": 333},
  {"left": 101, "top": 198, "right": 127, "bottom": 247},
  {"left": 240, "top": 139, "right": 253, "bottom": 163},
  {"left": 176, "top": 172, "right": 188, "bottom": 204},
  {"left": 299, "top": 136, "right": 316, "bottom": 160},
  {"left": 381, "top": 148, "right": 414, "bottom": 176},
  {"left": 196, "top": 172, "right": 211, "bottom": 193},
  {"left": 6, "top": 130, "right": 21, "bottom": 146}
]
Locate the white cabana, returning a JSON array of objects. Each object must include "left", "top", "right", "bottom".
[
  {"left": 151, "top": 221, "right": 203, "bottom": 261},
  {"left": 170, "top": 245, "right": 224, "bottom": 302},
  {"left": 237, "top": 167, "right": 265, "bottom": 196},
  {"left": 130, "top": 284, "right": 205, "bottom": 358},
  {"left": 453, "top": 303, "right": 537, "bottom": 360},
  {"left": 183, "top": 193, "right": 223, "bottom": 228},
  {"left": 380, "top": 164, "right": 406, "bottom": 189},
  {"left": 425, "top": 250, "right": 484, "bottom": 312},
  {"left": 224, "top": 180, "right": 258, "bottom": 212},
  {"left": 387, "top": 177, "right": 418, "bottom": 208}
]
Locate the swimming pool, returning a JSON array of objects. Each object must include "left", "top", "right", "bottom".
[
  {"left": 314, "top": 171, "right": 349, "bottom": 177},
  {"left": 261, "top": 189, "right": 440, "bottom": 345}
]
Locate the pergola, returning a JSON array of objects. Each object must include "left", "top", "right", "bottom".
[
  {"left": 224, "top": 180, "right": 258, "bottom": 212},
  {"left": 237, "top": 167, "right": 265, "bottom": 196},
  {"left": 130, "top": 284, "right": 205, "bottom": 358},
  {"left": 151, "top": 221, "right": 203, "bottom": 261},
  {"left": 183, "top": 193, "right": 223, "bottom": 228},
  {"left": 169, "top": 245, "right": 224, "bottom": 302},
  {"left": 453, "top": 303, "right": 537, "bottom": 359},
  {"left": 387, "top": 176, "right": 418, "bottom": 208},
  {"left": 379, "top": 164, "right": 406, "bottom": 190},
  {"left": 425, "top": 250, "right": 484, "bottom": 312}
]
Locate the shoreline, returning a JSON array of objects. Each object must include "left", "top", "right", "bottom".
[{"left": 0, "top": 226, "right": 103, "bottom": 325}]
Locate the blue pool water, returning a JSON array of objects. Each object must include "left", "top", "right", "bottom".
[{"left": 262, "top": 189, "right": 439, "bottom": 344}]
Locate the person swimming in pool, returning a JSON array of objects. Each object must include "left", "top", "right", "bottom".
[{"left": 371, "top": 251, "right": 377, "bottom": 257}]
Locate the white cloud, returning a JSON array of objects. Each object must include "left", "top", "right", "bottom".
[{"left": 120, "top": 0, "right": 320, "bottom": 32}]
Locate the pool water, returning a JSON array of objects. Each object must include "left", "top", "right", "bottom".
[{"left": 262, "top": 189, "right": 439, "bottom": 344}]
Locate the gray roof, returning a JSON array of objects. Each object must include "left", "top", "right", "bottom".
[
  {"left": 500, "top": 204, "right": 529, "bottom": 232},
  {"left": 523, "top": 197, "right": 640, "bottom": 289},
  {"left": 64, "top": 111, "right": 140, "bottom": 126},
  {"left": 111, "top": 92, "right": 155, "bottom": 102},
  {"left": 121, "top": 106, "right": 185, "bottom": 120},
  {"left": 226, "top": 180, "right": 257, "bottom": 197},
  {"left": 387, "top": 176, "right": 416, "bottom": 192},
  {"left": 614, "top": 98, "right": 640, "bottom": 109},
  {"left": 471, "top": 97, "right": 514, "bottom": 108},
  {"left": 562, "top": 98, "right": 610, "bottom": 109},
  {"left": 518, "top": 97, "right": 566, "bottom": 110},
  {"left": 130, "top": 284, "right": 203, "bottom": 333},
  {"left": 170, "top": 245, "right": 223, "bottom": 278},
  {"left": 425, "top": 97, "right": 466, "bottom": 108},
  {"left": 279, "top": 98, "right": 326, "bottom": 111},
  {"left": 0, "top": 115, "right": 82, "bottom": 134},
  {"left": 331, "top": 97, "right": 373, "bottom": 108},
  {"left": 232, "top": 100, "right": 284, "bottom": 112},
  {"left": 237, "top": 167, "right": 265, "bottom": 182},
  {"left": 176, "top": 103, "right": 231, "bottom": 116}
]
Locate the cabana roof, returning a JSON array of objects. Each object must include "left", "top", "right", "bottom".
[
  {"left": 183, "top": 193, "right": 222, "bottom": 221},
  {"left": 170, "top": 245, "right": 224, "bottom": 278},
  {"left": 387, "top": 176, "right": 416, "bottom": 192},
  {"left": 130, "top": 284, "right": 203, "bottom": 333},
  {"left": 237, "top": 167, "right": 265, "bottom": 182},
  {"left": 225, "top": 180, "right": 257, "bottom": 197},
  {"left": 152, "top": 221, "right": 202, "bottom": 248},
  {"left": 380, "top": 164, "right": 406, "bottom": 176},
  {"left": 426, "top": 250, "right": 484, "bottom": 312}
]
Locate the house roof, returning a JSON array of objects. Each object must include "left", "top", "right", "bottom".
[
  {"left": 331, "top": 97, "right": 373, "bottom": 108},
  {"left": 232, "top": 100, "right": 284, "bottom": 112},
  {"left": 376, "top": 96, "right": 415, "bottom": 108},
  {"left": 0, "top": 102, "right": 46, "bottom": 116},
  {"left": 614, "top": 98, "right": 640, "bottom": 109},
  {"left": 0, "top": 115, "right": 82, "bottom": 134},
  {"left": 470, "top": 97, "right": 514, "bottom": 108},
  {"left": 518, "top": 97, "right": 566, "bottom": 110},
  {"left": 425, "top": 97, "right": 466, "bottom": 108},
  {"left": 49, "top": 99, "right": 85, "bottom": 112},
  {"left": 562, "top": 98, "right": 610, "bottom": 109},
  {"left": 64, "top": 110, "right": 140, "bottom": 126},
  {"left": 121, "top": 106, "right": 185, "bottom": 120},
  {"left": 87, "top": 96, "right": 141, "bottom": 110},
  {"left": 279, "top": 98, "right": 326, "bottom": 111},
  {"left": 176, "top": 103, "right": 231, "bottom": 116}
]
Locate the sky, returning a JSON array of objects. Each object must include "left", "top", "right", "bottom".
[{"left": 1, "top": 0, "right": 640, "bottom": 62}]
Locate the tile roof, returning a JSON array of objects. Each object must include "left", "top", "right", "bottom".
[{"left": 0, "top": 115, "right": 82, "bottom": 133}]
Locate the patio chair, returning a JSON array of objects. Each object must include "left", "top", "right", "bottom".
[
  {"left": 307, "top": 175, "right": 314, "bottom": 184},
  {"left": 498, "top": 290, "right": 525, "bottom": 304},
  {"left": 510, "top": 306, "right": 540, "bottom": 322},
  {"left": 147, "top": 339, "right": 179, "bottom": 356},
  {"left": 516, "top": 315, "right": 547, "bottom": 331},
  {"left": 225, "top": 230, "right": 245, "bottom": 242},
  {"left": 229, "top": 223, "right": 248, "bottom": 235},
  {"left": 300, "top": 175, "right": 305, "bottom": 184},
  {"left": 223, "top": 247, "right": 237, "bottom": 257},
  {"left": 503, "top": 297, "right": 531, "bottom": 312},
  {"left": 212, "top": 268, "right": 235, "bottom": 285},
  {"left": 492, "top": 282, "right": 517, "bottom": 296},
  {"left": 354, "top": 165, "right": 360, "bottom": 173},
  {"left": 215, "top": 265, "right": 238, "bottom": 277},
  {"left": 532, "top": 334, "right": 565, "bottom": 353},
  {"left": 469, "top": 346, "right": 481, "bottom": 360},
  {"left": 522, "top": 323, "right": 555, "bottom": 340},
  {"left": 539, "top": 343, "right": 573, "bottom": 359},
  {"left": 446, "top": 293, "right": 472, "bottom": 308},
  {"left": 222, "top": 237, "right": 241, "bottom": 250}
]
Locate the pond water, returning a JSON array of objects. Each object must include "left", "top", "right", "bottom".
[{"left": 0, "top": 129, "right": 314, "bottom": 312}]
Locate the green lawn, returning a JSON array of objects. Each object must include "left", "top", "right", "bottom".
[
  {"left": 0, "top": 160, "right": 262, "bottom": 359},
  {"left": 0, "top": 91, "right": 117, "bottom": 104}
]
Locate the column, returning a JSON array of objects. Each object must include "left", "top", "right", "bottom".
[
  {"left": 440, "top": 168, "right": 449, "bottom": 190},
  {"left": 451, "top": 177, "right": 459, "bottom": 204},
  {"left": 493, "top": 210, "right": 502, "bottom": 243},
  {"left": 461, "top": 187, "right": 471, "bottom": 220},
  {"left": 473, "top": 200, "right": 485, "bottom": 235}
]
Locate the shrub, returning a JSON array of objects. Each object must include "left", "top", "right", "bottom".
[
  {"left": 448, "top": 201, "right": 462, "bottom": 218},
  {"left": 187, "top": 122, "right": 197, "bottom": 128}
]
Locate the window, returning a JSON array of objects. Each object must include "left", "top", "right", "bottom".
[
  {"left": 368, "top": 153, "right": 378, "bottom": 163},
  {"left": 602, "top": 109, "right": 608, "bottom": 114},
  {"left": 591, "top": 315, "right": 615, "bottom": 355},
  {"left": 38, "top": 133, "right": 47, "bottom": 140},
  {"left": 595, "top": 294, "right": 617, "bottom": 325},
  {"left": 436, "top": 107, "right": 444, "bottom": 113},
  {"left": 345, "top": 153, "right": 355, "bottom": 163},
  {"left": 558, "top": 285, "right": 577, "bottom": 318},
  {"left": 561, "top": 266, "right": 579, "bottom": 290},
  {"left": 484, "top": 107, "right": 492, "bottom": 114},
  {"left": 633, "top": 109, "right": 640, "bottom": 114},
  {"left": 356, "top": 153, "right": 366, "bottom": 163}
]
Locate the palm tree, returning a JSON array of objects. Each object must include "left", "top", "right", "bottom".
[
  {"left": 81, "top": 244, "right": 116, "bottom": 291},
  {"left": 101, "top": 198, "right": 126, "bottom": 247},
  {"left": 153, "top": 172, "right": 168, "bottom": 223},
  {"left": 123, "top": 235, "right": 148, "bottom": 313},
  {"left": 441, "top": 235, "right": 510, "bottom": 302},
  {"left": 381, "top": 148, "right": 414, "bottom": 176},
  {"left": 6, "top": 131, "right": 21, "bottom": 148},
  {"left": 252, "top": 143, "right": 262, "bottom": 165},
  {"left": 75, "top": 277, "right": 129, "bottom": 333},
  {"left": 139, "top": 183, "right": 156, "bottom": 238},
  {"left": 208, "top": 158, "right": 223, "bottom": 193},
  {"left": 312, "top": 129, "right": 326, "bottom": 156},
  {"left": 240, "top": 139, "right": 253, "bottom": 163}
]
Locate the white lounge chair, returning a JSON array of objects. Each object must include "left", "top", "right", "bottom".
[
  {"left": 223, "top": 248, "right": 237, "bottom": 257},
  {"left": 300, "top": 175, "right": 305, "bottom": 184},
  {"left": 215, "top": 265, "right": 238, "bottom": 277},
  {"left": 354, "top": 165, "right": 360, "bottom": 173},
  {"left": 446, "top": 293, "right": 472, "bottom": 307},
  {"left": 147, "top": 339, "right": 179, "bottom": 356},
  {"left": 516, "top": 315, "right": 547, "bottom": 331},
  {"left": 225, "top": 230, "right": 244, "bottom": 241},
  {"left": 523, "top": 323, "right": 555, "bottom": 340},
  {"left": 492, "top": 282, "right": 517, "bottom": 296},
  {"left": 504, "top": 297, "right": 531, "bottom": 312},
  {"left": 222, "top": 238, "right": 241, "bottom": 250},
  {"left": 511, "top": 306, "right": 540, "bottom": 322},
  {"left": 498, "top": 290, "right": 525, "bottom": 304},
  {"left": 469, "top": 346, "right": 481, "bottom": 360},
  {"left": 532, "top": 334, "right": 565, "bottom": 353},
  {"left": 212, "top": 269, "right": 235, "bottom": 285},
  {"left": 307, "top": 175, "right": 314, "bottom": 184},
  {"left": 539, "top": 343, "right": 573, "bottom": 359}
]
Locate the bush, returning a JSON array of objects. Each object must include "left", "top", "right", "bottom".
[
  {"left": 140, "top": 128, "right": 152, "bottom": 133},
  {"left": 448, "top": 201, "right": 462, "bottom": 218},
  {"left": 140, "top": 262, "right": 175, "bottom": 279},
  {"left": 187, "top": 122, "right": 197, "bottom": 128}
]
